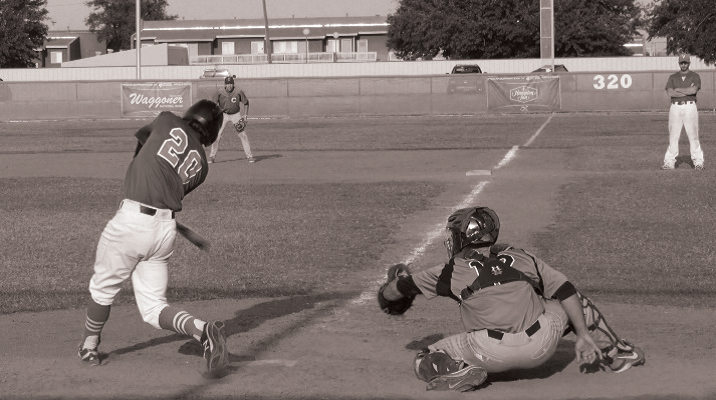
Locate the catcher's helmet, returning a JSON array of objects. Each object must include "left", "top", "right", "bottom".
[
  {"left": 182, "top": 99, "right": 223, "bottom": 146},
  {"left": 444, "top": 206, "right": 500, "bottom": 259}
]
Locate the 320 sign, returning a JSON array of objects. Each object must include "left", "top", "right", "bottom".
[{"left": 593, "top": 74, "right": 633, "bottom": 90}]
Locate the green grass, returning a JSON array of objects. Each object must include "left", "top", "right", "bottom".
[
  {"left": 2, "top": 113, "right": 716, "bottom": 313},
  {"left": 0, "top": 177, "right": 443, "bottom": 313}
]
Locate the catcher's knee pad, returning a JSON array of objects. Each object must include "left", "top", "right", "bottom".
[{"left": 414, "top": 350, "right": 462, "bottom": 382}]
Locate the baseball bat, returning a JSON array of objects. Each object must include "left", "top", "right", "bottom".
[{"left": 176, "top": 221, "right": 211, "bottom": 251}]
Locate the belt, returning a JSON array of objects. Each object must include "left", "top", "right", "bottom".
[
  {"left": 672, "top": 101, "right": 695, "bottom": 105},
  {"left": 139, "top": 205, "right": 175, "bottom": 219},
  {"left": 487, "top": 320, "right": 541, "bottom": 340},
  {"left": 119, "top": 199, "right": 175, "bottom": 219}
]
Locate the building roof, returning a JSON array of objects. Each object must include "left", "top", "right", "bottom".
[
  {"left": 43, "top": 36, "right": 78, "bottom": 49},
  {"left": 139, "top": 15, "right": 388, "bottom": 43}
]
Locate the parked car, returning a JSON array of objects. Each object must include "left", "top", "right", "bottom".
[
  {"left": 532, "top": 64, "right": 568, "bottom": 73},
  {"left": 199, "top": 68, "right": 232, "bottom": 79},
  {"left": 447, "top": 64, "right": 485, "bottom": 94}
]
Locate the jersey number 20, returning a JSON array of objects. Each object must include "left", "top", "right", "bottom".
[{"left": 157, "top": 127, "right": 202, "bottom": 184}]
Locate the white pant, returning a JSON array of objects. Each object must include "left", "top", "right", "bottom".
[
  {"left": 664, "top": 103, "right": 703, "bottom": 166},
  {"left": 89, "top": 200, "right": 176, "bottom": 329},
  {"left": 209, "top": 112, "right": 252, "bottom": 159},
  {"left": 428, "top": 300, "right": 567, "bottom": 373}
]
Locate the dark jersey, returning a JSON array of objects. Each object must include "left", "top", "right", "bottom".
[
  {"left": 125, "top": 111, "right": 209, "bottom": 212},
  {"left": 665, "top": 70, "right": 700, "bottom": 103},
  {"left": 411, "top": 246, "right": 568, "bottom": 333},
  {"left": 216, "top": 87, "right": 248, "bottom": 115}
]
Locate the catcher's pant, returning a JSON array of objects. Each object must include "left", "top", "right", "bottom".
[
  {"left": 664, "top": 102, "right": 702, "bottom": 166},
  {"left": 209, "top": 112, "right": 252, "bottom": 159},
  {"left": 427, "top": 295, "right": 623, "bottom": 373},
  {"left": 88, "top": 199, "right": 176, "bottom": 329},
  {"left": 428, "top": 299, "right": 567, "bottom": 373}
]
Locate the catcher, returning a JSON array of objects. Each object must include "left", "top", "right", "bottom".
[
  {"left": 378, "top": 206, "right": 645, "bottom": 392},
  {"left": 208, "top": 75, "right": 255, "bottom": 164},
  {"left": 77, "top": 100, "right": 229, "bottom": 375}
]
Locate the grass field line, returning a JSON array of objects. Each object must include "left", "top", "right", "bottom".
[{"left": 351, "top": 115, "right": 553, "bottom": 306}]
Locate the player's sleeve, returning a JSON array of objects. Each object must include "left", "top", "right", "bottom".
[
  {"left": 410, "top": 264, "right": 447, "bottom": 300},
  {"left": 664, "top": 75, "right": 674, "bottom": 90},
  {"left": 521, "top": 249, "right": 568, "bottom": 299},
  {"left": 132, "top": 120, "right": 155, "bottom": 157}
]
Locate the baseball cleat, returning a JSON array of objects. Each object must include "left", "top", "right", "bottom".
[
  {"left": 660, "top": 163, "right": 675, "bottom": 170},
  {"left": 695, "top": 163, "right": 704, "bottom": 170},
  {"left": 78, "top": 345, "right": 100, "bottom": 365},
  {"left": 208, "top": 157, "right": 215, "bottom": 164},
  {"left": 608, "top": 346, "right": 645, "bottom": 373},
  {"left": 202, "top": 321, "right": 229, "bottom": 373},
  {"left": 247, "top": 156, "right": 256, "bottom": 163},
  {"left": 426, "top": 365, "right": 487, "bottom": 392}
]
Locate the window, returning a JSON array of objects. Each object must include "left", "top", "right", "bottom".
[
  {"left": 50, "top": 51, "right": 63, "bottom": 64},
  {"left": 251, "top": 41, "right": 264, "bottom": 54},
  {"left": 340, "top": 39, "right": 352, "bottom": 52},
  {"left": 357, "top": 39, "right": 368, "bottom": 53},
  {"left": 274, "top": 41, "right": 298, "bottom": 54},
  {"left": 326, "top": 39, "right": 339, "bottom": 53},
  {"left": 222, "top": 42, "right": 235, "bottom": 55}
]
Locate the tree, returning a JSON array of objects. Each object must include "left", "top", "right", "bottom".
[
  {"left": 646, "top": 0, "right": 716, "bottom": 65},
  {"left": 0, "top": 0, "right": 49, "bottom": 68},
  {"left": 85, "top": 0, "right": 177, "bottom": 52},
  {"left": 387, "top": 0, "right": 643, "bottom": 60}
]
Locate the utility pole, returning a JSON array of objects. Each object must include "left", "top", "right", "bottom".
[
  {"left": 262, "top": 0, "right": 272, "bottom": 64},
  {"left": 136, "top": 0, "right": 141, "bottom": 79}
]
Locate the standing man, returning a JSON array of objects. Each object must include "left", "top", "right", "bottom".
[
  {"left": 208, "top": 75, "right": 255, "bottom": 164},
  {"left": 378, "top": 206, "right": 645, "bottom": 392},
  {"left": 77, "top": 99, "right": 230, "bottom": 375},
  {"left": 662, "top": 53, "right": 703, "bottom": 170}
]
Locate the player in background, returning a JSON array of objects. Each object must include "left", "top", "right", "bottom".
[
  {"left": 208, "top": 75, "right": 255, "bottom": 164},
  {"left": 662, "top": 53, "right": 703, "bottom": 170},
  {"left": 378, "top": 206, "right": 645, "bottom": 392},
  {"left": 78, "top": 99, "right": 229, "bottom": 374}
]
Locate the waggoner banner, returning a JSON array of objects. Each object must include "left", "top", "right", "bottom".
[
  {"left": 121, "top": 82, "right": 192, "bottom": 117},
  {"left": 487, "top": 75, "right": 560, "bottom": 112}
]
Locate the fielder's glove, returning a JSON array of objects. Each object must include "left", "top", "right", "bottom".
[
  {"left": 233, "top": 117, "right": 247, "bottom": 133},
  {"left": 377, "top": 263, "right": 416, "bottom": 315}
]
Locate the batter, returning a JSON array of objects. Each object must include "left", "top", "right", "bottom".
[{"left": 77, "top": 100, "right": 229, "bottom": 374}]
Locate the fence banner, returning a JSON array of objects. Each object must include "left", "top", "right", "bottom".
[
  {"left": 487, "top": 75, "right": 560, "bottom": 112},
  {"left": 121, "top": 82, "right": 192, "bottom": 118}
]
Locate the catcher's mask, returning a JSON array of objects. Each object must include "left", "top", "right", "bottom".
[
  {"left": 183, "top": 99, "right": 223, "bottom": 146},
  {"left": 444, "top": 206, "right": 500, "bottom": 259}
]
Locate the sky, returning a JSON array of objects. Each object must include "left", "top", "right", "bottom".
[{"left": 45, "top": 0, "right": 400, "bottom": 31}]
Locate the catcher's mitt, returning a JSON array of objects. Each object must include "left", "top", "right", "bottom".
[
  {"left": 233, "top": 118, "right": 247, "bottom": 133},
  {"left": 378, "top": 263, "right": 416, "bottom": 315}
]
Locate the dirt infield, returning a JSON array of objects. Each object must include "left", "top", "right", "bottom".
[{"left": 2, "top": 115, "right": 715, "bottom": 399}]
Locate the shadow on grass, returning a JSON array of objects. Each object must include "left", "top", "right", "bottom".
[{"left": 102, "top": 291, "right": 360, "bottom": 373}]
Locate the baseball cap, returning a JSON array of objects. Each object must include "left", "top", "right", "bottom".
[
  {"left": 224, "top": 76, "right": 234, "bottom": 84},
  {"left": 679, "top": 53, "right": 691, "bottom": 63}
]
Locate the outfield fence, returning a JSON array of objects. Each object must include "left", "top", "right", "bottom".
[{"left": 0, "top": 70, "right": 714, "bottom": 121}]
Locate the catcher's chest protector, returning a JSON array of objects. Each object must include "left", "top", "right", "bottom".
[{"left": 459, "top": 253, "right": 538, "bottom": 301}]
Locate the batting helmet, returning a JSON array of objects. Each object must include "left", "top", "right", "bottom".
[
  {"left": 444, "top": 206, "right": 500, "bottom": 259},
  {"left": 183, "top": 99, "right": 223, "bottom": 146}
]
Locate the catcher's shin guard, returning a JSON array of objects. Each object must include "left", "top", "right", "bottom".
[{"left": 576, "top": 291, "right": 628, "bottom": 353}]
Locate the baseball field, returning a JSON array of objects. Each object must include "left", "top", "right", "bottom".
[{"left": 1, "top": 112, "right": 715, "bottom": 399}]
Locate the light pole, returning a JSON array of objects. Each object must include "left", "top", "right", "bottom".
[
  {"left": 303, "top": 28, "right": 310, "bottom": 63},
  {"left": 136, "top": 0, "right": 141, "bottom": 79},
  {"left": 332, "top": 32, "right": 339, "bottom": 62}
]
